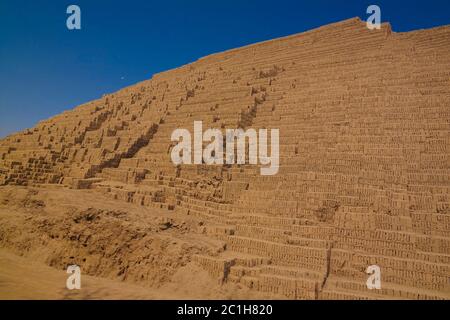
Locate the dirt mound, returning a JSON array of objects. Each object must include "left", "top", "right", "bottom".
[{"left": 0, "top": 188, "right": 209, "bottom": 288}]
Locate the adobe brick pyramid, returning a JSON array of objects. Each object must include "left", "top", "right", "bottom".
[{"left": 1, "top": 18, "right": 449, "bottom": 299}]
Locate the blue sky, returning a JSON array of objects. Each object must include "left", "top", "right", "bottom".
[{"left": 0, "top": 0, "right": 449, "bottom": 138}]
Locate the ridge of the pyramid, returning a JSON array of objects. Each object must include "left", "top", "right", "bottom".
[
  {"left": 195, "top": 17, "right": 366, "bottom": 61},
  {"left": 2, "top": 17, "right": 449, "bottom": 141}
]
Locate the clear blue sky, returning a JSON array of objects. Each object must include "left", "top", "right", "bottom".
[{"left": 1, "top": 0, "right": 449, "bottom": 138}]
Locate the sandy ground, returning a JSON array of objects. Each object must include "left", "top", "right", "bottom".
[
  {"left": 0, "top": 248, "right": 157, "bottom": 299},
  {"left": 0, "top": 185, "right": 282, "bottom": 300},
  {"left": 0, "top": 248, "right": 274, "bottom": 299}
]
